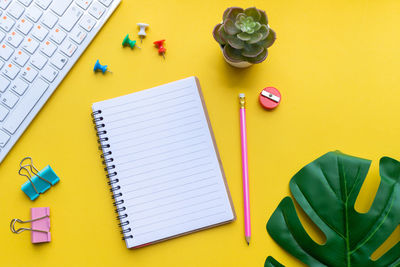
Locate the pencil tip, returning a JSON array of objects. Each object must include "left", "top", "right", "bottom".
[{"left": 245, "top": 236, "right": 251, "bottom": 245}]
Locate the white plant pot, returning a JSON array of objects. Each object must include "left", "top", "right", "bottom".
[
  {"left": 223, "top": 55, "right": 253, "bottom": 68},
  {"left": 220, "top": 45, "right": 253, "bottom": 68}
]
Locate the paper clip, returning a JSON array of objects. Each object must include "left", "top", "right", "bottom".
[
  {"left": 19, "top": 157, "right": 60, "bottom": 201},
  {"left": 10, "top": 207, "right": 51, "bottom": 243}
]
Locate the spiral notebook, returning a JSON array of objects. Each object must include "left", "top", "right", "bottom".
[{"left": 92, "top": 77, "right": 236, "bottom": 248}]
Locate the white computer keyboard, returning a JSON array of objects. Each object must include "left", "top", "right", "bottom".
[{"left": 0, "top": 0, "right": 121, "bottom": 163}]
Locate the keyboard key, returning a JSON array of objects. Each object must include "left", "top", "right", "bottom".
[
  {"left": 89, "top": 2, "right": 105, "bottom": 19},
  {"left": 0, "top": 43, "right": 14, "bottom": 60},
  {"left": 0, "top": 60, "right": 3, "bottom": 69},
  {"left": 0, "top": 75, "right": 10, "bottom": 92},
  {"left": 79, "top": 14, "right": 96, "bottom": 32},
  {"left": 7, "top": 2, "right": 25, "bottom": 19},
  {"left": 31, "top": 24, "right": 48, "bottom": 41},
  {"left": 20, "top": 65, "right": 37, "bottom": 82},
  {"left": 1, "top": 90, "right": 18, "bottom": 108},
  {"left": 49, "top": 27, "right": 65, "bottom": 44},
  {"left": 76, "top": 0, "right": 92, "bottom": 10},
  {"left": 12, "top": 50, "right": 29, "bottom": 66},
  {"left": 50, "top": 52, "right": 67, "bottom": 69},
  {"left": 70, "top": 26, "right": 86, "bottom": 44},
  {"left": 41, "top": 65, "right": 57, "bottom": 82},
  {"left": 16, "top": 18, "right": 33, "bottom": 35},
  {"left": 36, "top": 0, "right": 52, "bottom": 10},
  {"left": 40, "top": 40, "right": 56, "bottom": 56},
  {"left": 18, "top": 0, "right": 33, "bottom": 7},
  {"left": 59, "top": 5, "right": 83, "bottom": 32},
  {"left": 30, "top": 53, "right": 47, "bottom": 69},
  {"left": 0, "top": 129, "right": 10, "bottom": 147},
  {"left": 6, "top": 31, "right": 24, "bottom": 47},
  {"left": 0, "top": 0, "right": 11, "bottom": 10},
  {"left": 0, "top": 105, "right": 8, "bottom": 121},
  {"left": 10, "top": 78, "right": 28, "bottom": 95},
  {"left": 3, "top": 78, "right": 48, "bottom": 134},
  {"left": 26, "top": 5, "right": 43, "bottom": 22},
  {"left": 98, "top": 0, "right": 112, "bottom": 7},
  {"left": 41, "top": 11, "right": 57, "bottom": 28},
  {"left": 50, "top": 0, "right": 72, "bottom": 16},
  {"left": 0, "top": 30, "right": 4, "bottom": 41},
  {"left": 2, "top": 63, "right": 20, "bottom": 79},
  {"left": 0, "top": 15, "right": 15, "bottom": 31},
  {"left": 21, "top": 37, "right": 39, "bottom": 54},
  {"left": 60, "top": 40, "right": 76, "bottom": 57}
]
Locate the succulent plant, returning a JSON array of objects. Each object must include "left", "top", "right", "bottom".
[{"left": 213, "top": 7, "right": 276, "bottom": 64}]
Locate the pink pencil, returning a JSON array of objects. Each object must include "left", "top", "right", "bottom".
[{"left": 239, "top": 93, "right": 251, "bottom": 245}]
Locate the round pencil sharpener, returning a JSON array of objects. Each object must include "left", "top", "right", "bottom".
[{"left": 259, "top": 87, "right": 281, "bottom": 110}]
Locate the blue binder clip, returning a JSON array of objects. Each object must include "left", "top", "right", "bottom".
[{"left": 19, "top": 157, "right": 60, "bottom": 201}]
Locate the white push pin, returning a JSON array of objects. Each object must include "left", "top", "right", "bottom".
[{"left": 137, "top": 23, "right": 149, "bottom": 43}]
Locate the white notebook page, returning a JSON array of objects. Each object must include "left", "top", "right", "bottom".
[{"left": 92, "top": 77, "right": 235, "bottom": 248}]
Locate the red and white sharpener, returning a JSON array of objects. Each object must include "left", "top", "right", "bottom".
[{"left": 259, "top": 87, "right": 281, "bottom": 110}]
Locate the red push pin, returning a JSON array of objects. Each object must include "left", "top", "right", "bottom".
[
  {"left": 259, "top": 87, "right": 281, "bottom": 110},
  {"left": 154, "top": 39, "right": 166, "bottom": 59}
]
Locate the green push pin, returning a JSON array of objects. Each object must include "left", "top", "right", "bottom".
[{"left": 122, "top": 34, "right": 141, "bottom": 49}]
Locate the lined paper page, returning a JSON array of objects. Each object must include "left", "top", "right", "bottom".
[{"left": 92, "top": 77, "right": 235, "bottom": 248}]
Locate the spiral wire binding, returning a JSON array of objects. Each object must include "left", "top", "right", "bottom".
[{"left": 92, "top": 110, "right": 133, "bottom": 241}]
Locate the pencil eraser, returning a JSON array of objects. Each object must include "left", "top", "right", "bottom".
[{"left": 259, "top": 87, "right": 281, "bottom": 110}]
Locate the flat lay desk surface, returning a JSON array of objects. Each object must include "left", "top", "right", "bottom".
[{"left": 1, "top": 0, "right": 400, "bottom": 266}]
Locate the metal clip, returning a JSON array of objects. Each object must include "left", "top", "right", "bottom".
[
  {"left": 18, "top": 157, "right": 51, "bottom": 194},
  {"left": 10, "top": 215, "right": 50, "bottom": 234}
]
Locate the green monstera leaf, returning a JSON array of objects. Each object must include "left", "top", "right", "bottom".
[
  {"left": 265, "top": 256, "right": 285, "bottom": 267},
  {"left": 266, "top": 151, "right": 400, "bottom": 267}
]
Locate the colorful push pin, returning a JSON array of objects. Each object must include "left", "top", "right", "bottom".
[
  {"left": 122, "top": 34, "right": 140, "bottom": 49},
  {"left": 154, "top": 39, "right": 166, "bottom": 59},
  {"left": 93, "top": 60, "right": 112, "bottom": 74},
  {"left": 259, "top": 87, "right": 281, "bottom": 110},
  {"left": 137, "top": 23, "right": 149, "bottom": 43}
]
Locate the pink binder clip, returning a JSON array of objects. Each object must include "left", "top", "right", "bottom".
[{"left": 10, "top": 207, "right": 51, "bottom": 243}]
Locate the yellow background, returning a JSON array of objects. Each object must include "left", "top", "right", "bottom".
[{"left": 1, "top": 0, "right": 399, "bottom": 266}]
